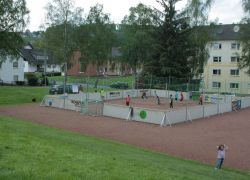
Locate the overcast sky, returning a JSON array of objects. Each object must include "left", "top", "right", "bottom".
[{"left": 26, "top": 0, "right": 245, "bottom": 31}]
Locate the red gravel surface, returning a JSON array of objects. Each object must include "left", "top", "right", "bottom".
[
  {"left": 106, "top": 97, "right": 204, "bottom": 111},
  {"left": 1, "top": 104, "right": 250, "bottom": 171}
]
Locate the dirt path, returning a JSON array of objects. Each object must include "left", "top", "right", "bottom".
[{"left": 1, "top": 104, "right": 250, "bottom": 171}]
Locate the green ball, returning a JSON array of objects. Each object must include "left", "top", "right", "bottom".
[{"left": 139, "top": 110, "right": 147, "bottom": 119}]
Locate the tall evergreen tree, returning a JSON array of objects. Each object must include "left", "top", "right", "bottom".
[{"left": 145, "top": 0, "right": 192, "bottom": 78}]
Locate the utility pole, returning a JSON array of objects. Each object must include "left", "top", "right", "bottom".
[
  {"left": 63, "top": 15, "right": 68, "bottom": 95},
  {"left": 43, "top": 48, "right": 47, "bottom": 86}
]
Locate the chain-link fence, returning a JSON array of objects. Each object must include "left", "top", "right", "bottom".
[
  {"left": 135, "top": 75, "right": 200, "bottom": 92},
  {"left": 48, "top": 74, "right": 250, "bottom": 98}
]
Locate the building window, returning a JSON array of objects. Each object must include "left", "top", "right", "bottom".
[
  {"left": 231, "top": 56, "right": 240, "bottom": 63},
  {"left": 47, "top": 64, "right": 51, "bottom": 68},
  {"left": 212, "top": 82, "right": 221, "bottom": 88},
  {"left": 52, "top": 65, "right": 56, "bottom": 68},
  {"left": 231, "top": 43, "right": 240, "bottom": 50},
  {"left": 211, "top": 43, "right": 222, "bottom": 49},
  {"left": 230, "top": 83, "right": 239, "bottom": 89},
  {"left": 230, "top": 69, "right": 239, "bottom": 76},
  {"left": 248, "top": 83, "right": 250, "bottom": 89},
  {"left": 213, "top": 57, "right": 221, "bottom": 62},
  {"left": 213, "top": 69, "right": 221, "bottom": 75},
  {"left": 13, "top": 61, "right": 18, "bottom": 68},
  {"left": 13, "top": 75, "right": 18, "bottom": 81}
]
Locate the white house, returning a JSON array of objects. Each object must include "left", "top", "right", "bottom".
[
  {"left": 203, "top": 24, "right": 250, "bottom": 94},
  {"left": 0, "top": 56, "right": 25, "bottom": 84},
  {"left": 0, "top": 44, "right": 61, "bottom": 84}
]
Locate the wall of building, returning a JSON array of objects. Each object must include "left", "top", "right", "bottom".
[
  {"left": 46, "top": 64, "right": 61, "bottom": 73},
  {"left": 24, "top": 61, "right": 37, "bottom": 72},
  {"left": 0, "top": 57, "right": 24, "bottom": 83},
  {"left": 67, "top": 51, "right": 134, "bottom": 77},
  {"left": 204, "top": 40, "right": 250, "bottom": 94},
  {"left": 67, "top": 51, "right": 99, "bottom": 76}
]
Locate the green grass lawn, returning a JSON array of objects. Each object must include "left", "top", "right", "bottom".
[
  {"left": 0, "top": 86, "right": 49, "bottom": 105},
  {"left": 0, "top": 116, "right": 249, "bottom": 180}
]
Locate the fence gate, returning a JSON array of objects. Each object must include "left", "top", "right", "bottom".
[{"left": 81, "top": 99, "right": 103, "bottom": 116}]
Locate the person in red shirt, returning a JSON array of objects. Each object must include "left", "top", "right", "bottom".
[{"left": 125, "top": 95, "right": 131, "bottom": 106}]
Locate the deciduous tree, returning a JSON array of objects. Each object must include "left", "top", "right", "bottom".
[{"left": 0, "top": 0, "right": 29, "bottom": 60}]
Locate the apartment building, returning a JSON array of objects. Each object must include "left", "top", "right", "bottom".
[{"left": 203, "top": 24, "right": 250, "bottom": 94}]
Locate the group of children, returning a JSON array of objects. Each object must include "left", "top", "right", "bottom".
[
  {"left": 169, "top": 91, "right": 184, "bottom": 108},
  {"left": 125, "top": 90, "right": 185, "bottom": 108},
  {"left": 125, "top": 91, "right": 160, "bottom": 106},
  {"left": 125, "top": 90, "right": 204, "bottom": 108}
]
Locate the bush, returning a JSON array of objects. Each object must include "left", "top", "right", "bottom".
[
  {"left": 28, "top": 77, "right": 38, "bottom": 86},
  {"left": 40, "top": 77, "right": 49, "bottom": 86},
  {"left": 44, "top": 72, "right": 61, "bottom": 76},
  {"left": 110, "top": 82, "right": 129, "bottom": 89},
  {"left": 25, "top": 72, "right": 37, "bottom": 79},
  {"left": 16, "top": 81, "right": 25, "bottom": 86}
]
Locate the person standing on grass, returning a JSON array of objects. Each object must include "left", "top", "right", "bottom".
[
  {"left": 125, "top": 95, "right": 131, "bottom": 106},
  {"left": 170, "top": 94, "right": 174, "bottom": 108},
  {"left": 215, "top": 144, "right": 228, "bottom": 170}
]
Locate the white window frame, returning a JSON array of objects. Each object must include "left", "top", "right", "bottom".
[
  {"left": 230, "top": 83, "right": 239, "bottom": 89},
  {"left": 230, "top": 69, "right": 239, "bottom": 76},
  {"left": 13, "top": 61, "right": 18, "bottom": 68},
  {"left": 213, "top": 69, "right": 221, "bottom": 75},
  {"left": 212, "top": 82, "right": 221, "bottom": 88},
  {"left": 231, "top": 56, "right": 240, "bottom": 63},
  {"left": 231, "top": 43, "right": 240, "bottom": 50},
  {"left": 211, "top": 43, "right": 222, "bottom": 49},
  {"left": 213, "top": 56, "right": 222, "bottom": 62}
]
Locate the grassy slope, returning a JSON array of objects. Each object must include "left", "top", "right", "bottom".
[
  {"left": 0, "top": 86, "right": 49, "bottom": 105},
  {"left": 0, "top": 116, "right": 249, "bottom": 180}
]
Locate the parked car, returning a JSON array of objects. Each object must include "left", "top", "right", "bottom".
[
  {"left": 110, "top": 82, "right": 129, "bottom": 89},
  {"left": 49, "top": 84, "right": 79, "bottom": 94}
]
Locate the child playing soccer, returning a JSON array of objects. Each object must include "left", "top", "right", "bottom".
[
  {"left": 141, "top": 91, "right": 148, "bottom": 99},
  {"left": 170, "top": 94, "right": 174, "bottom": 108},
  {"left": 156, "top": 95, "right": 160, "bottom": 105},
  {"left": 125, "top": 95, "right": 131, "bottom": 106}
]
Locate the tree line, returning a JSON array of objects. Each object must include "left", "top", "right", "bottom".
[{"left": 1, "top": 0, "right": 250, "bottom": 79}]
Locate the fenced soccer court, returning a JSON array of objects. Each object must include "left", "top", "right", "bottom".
[{"left": 41, "top": 89, "right": 250, "bottom": 126}]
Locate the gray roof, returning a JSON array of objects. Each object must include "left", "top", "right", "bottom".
[
  {"left": 210, "top": 24, "right": 241, "bottom": 41},
  {"left": 20, "top": 48, "right": 58, "bottom": 65}
]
